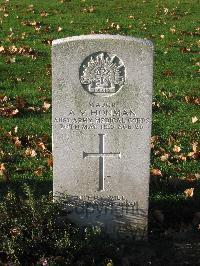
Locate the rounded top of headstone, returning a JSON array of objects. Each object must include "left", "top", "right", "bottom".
[{"left": 52, "top": 34, "right": 153, "bottom": 48}]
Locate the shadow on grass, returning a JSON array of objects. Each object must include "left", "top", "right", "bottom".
[{"left": 0, "top": 178, "right": 52, "bottom": 200}]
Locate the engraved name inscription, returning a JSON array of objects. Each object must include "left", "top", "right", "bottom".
[{"left": 54, "top": 102, "right": 150, "bottom": 131}]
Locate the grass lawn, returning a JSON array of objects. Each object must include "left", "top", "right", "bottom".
[{"left": 0, "top": 0, "right": 199, "bottom": 265}]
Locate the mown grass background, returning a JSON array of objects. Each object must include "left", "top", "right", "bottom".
[{"left": 0, "top": 0, "right": 199, "bottom": 265}]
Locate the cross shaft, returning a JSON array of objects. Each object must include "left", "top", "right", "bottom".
[{"left": 83, "top": 134, "right": 121, "bottom": 191}]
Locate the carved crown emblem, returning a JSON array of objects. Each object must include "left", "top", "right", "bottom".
[{"left": 80, "top": 52, "right": 125, "bottom": 97}]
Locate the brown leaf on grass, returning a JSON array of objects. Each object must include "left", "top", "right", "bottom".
[
  {"left": 161, "top": 91, "right": 172, "bottom": 98},
  {"left": 195, "top": 173, "right": 200, "bottom": 179},
  {"left": 173, "top": 145, "right": 181, "bottom": 153},
  {"left": 13, "top": 126, "right": 18, "bottom": 133},
  {"left": 21, "top": 20, "right": 38, "bottom": 26},
  {"left": 57, "top": 26, "right": 62, "bottom": 32},
  {"left": 181, "top": 28, "right": 200, "bottom": 36},
  {"left": 47, "top": 156, "right": 53, "bottom": 168},
  {"left": 82, "top": 6, "right": 96, "bottom": 13},
  {"left": 25, "top": 148, "right": 37, "bottom": 157},
  {"left": 0, "top": 46, "right": 5, "bottom": 52},
  {"left": 10, "top": 227, "right": 21, "bottom": 237},
  {"left": 37, "top": 141, "right": 46, "bottom": 150},
  {"left": 45, "top": 64, "right": 51, "bottom": 76},
  {"left": 152, "top": 101, "right": 160, "bottom": 109},
  {"left": 34, "top": 167, "right": 43, "bottom": 176},
  {"left": 13, "top": 137, "right": 22, "bottom": 148},
  {"left": 187, "top": 151, "right": 199, "bottom": 160},
  {"left": 162, "top": 69, "right": 174, "bottom": 77},
  {"left": 169, "top": 27, "right": 176, "bottom": 33},
  {"left": 27, "top": 106, "right": 35, "bottom": 112},
  {"left": 0, "top": 45, "right": 37, "bottom": 58},
  {"left": 42, "top": 39, "right": 52, "bottom": 45},
  {"left": 44, "top": 26, "right": 51, "bottom": 33},
  {"left": 192, "top": 142, "right": 198, "bottom": 152},
  {"left": 0, "top": 95, "right": 8, "bottom": 102},
  {"left": 42, "top": 101, "right": 51, "bottom": 112},
  {"left": 192, "top": 116, "right": 198, "bottom": 123},
  {"left": 180, "top": 47, "right": 190, "bottom": 53},
  {"left": 160, "top": 153, "right": 169, "bottom": 161},
  {"left": 184, "top": 96, "right": 200, "bottom": 106},
  {"left": 151, "top": 168, "right": 162, "bottom": 176},
  {"left": 178, "top": 154, "right": 187, "bottom": 161},
  {"left": 40, "top": 11, "right": 48, "bottom": 17},
  {"left": 0, "top": 107, "right": 19, "bottom": 117},
  {"left": 185, "top": 174, "right": 199, "bottom": 182},
  {"left": 0, "top": 163, "right": 6, "bottom": 176},
  {"left": 183, "top": 188, "right": 194, "bottom": 198},
  {"left": 151, "top": 135, "right": 159, "bottom": 148}
]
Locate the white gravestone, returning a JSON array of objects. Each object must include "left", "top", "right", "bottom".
[{"left": 52, "top": 35, "right": 153, "bottom": 239}]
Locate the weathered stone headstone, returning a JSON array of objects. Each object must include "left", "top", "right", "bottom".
[{"left": 52, "top": 35, "right": 153, "bottom": 239}]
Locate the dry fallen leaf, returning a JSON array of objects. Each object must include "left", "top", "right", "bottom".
[
  {"left": 162, "top": 69, "right": 174, "bottom": 77},
  {"left": 187, "top": 151, "right": 199, "bottom": 159},
  {"left": 170, "top": 27, "right": 176, "bottom": 33},
  {"left": 43, "top": 101, "right": 51, "bottom": 111},
  {"left": 13, "top": 126, "right": 18, "bottom": 133},
  {"left": 88, "top": 6, "right": 95, "bottom": 13},
  {"left": 192, "top": 116, "right": 198, "bottom": 123},
  {"left": 183, "top": 188, "right": 194, "bottom": 198},
  {"left": 184, "top": 96, "right": 200, "bottom": 105},
  {"left": 160, "top": 153, "right": 169, "bottom": 161},
  {"left": 47, "top": 156, "right": 53, "bottom": 168},
  {"left": 116, "top": 24, "right": 120, "bottom": 30},
  {"left": 25, "top": 148, "right": 37, "bottom": 157},
  {"left": 192, "top": 142, "right": 198, "bottom": 152},
  {"left": 151, "top": 168, "right": 163, "bottom": 176},
  {"left": 0, "top": 163, "right": 6, "bottom": 176},
  {"left": 13, "top": 137, "right": 22, "bottom": 148},
  {"left": 34, "top": 167, "right": 43, "bottom": 176},
  {"left": 0, "top": 95, "right": 8, "bottom": 102},
  {"left": 173, "top": 145, "right": 181, "bottom": 153},
  {"left": 57, "top": 26, "right": 62, "bottom": 32},
  {"left": 195, "top": 173, "right": 200, "bottom": 179},
  {"left": 37, "top": 141, "right": 46, "bottom": 150},
  {"left": 151, "top": 135, "right": 159, "bottom": 142},
  {"left": 40, "top": 11, "right": 48, "bottom": 17},
  {"left": 0, "top": 46, "right": 5, "bottom": 52},
  {"left": 0, "top": 107, "right": 19, "bottom": 117},
  {"left": 178, "top": 154, "right": 187, "bottom": 161}
]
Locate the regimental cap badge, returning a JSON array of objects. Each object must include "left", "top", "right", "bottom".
[{"left": 79, "top": 52, "right": 125, "bottom": 97}]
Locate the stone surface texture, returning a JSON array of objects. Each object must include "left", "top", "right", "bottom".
[{"left": 52, "top": 34, "right": 153, "bottom": 238}]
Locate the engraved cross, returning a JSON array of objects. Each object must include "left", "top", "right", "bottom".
[{"left": 83, "top": 134, "right": 121, "bottom": 191}]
